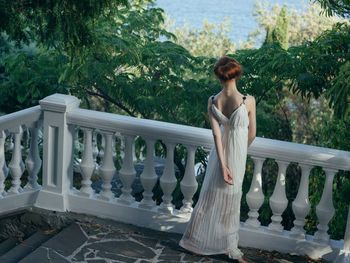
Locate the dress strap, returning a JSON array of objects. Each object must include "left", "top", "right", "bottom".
[{"left": 242, "top": 93, "right": 247, "bottom": 104}]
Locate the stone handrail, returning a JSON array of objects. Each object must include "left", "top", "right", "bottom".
[{"left": 0, "top": 93, "right": 349, "bottom": 262}]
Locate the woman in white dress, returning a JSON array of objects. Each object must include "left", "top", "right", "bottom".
[{"left": 179, "top": 56, "right": 256, "bottom": 263}]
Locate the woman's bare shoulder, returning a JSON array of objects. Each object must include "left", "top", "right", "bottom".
[{"left": 245, "top": 94, "right": 256, "bottom": 105}]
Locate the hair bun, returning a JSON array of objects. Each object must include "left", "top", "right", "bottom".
[{"left": 214, "top": 57, "right": 242, "bottom": 81}]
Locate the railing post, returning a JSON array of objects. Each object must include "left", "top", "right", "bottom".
[
  {"left": 268, "top": 160, "right": 289, "bottom": 233},
  {"left": 244, "top": 156, "right": 265, "bottom": 228},
  {"left": 180, "top": 145, "right": 198, "bottom": 214},
  {"left": 24, "top": 121, "right": 42, "bottom": 191},
  {"left": 35, "top": 93, "right": 80, "bottom": 212},
  {"left": 158, "top": 142, "right": 177, "bottom": 214},
  {"left": 290, "top": 164, "right": 312, "bottom": 239},
  {"left": 314, "top": 167, "right": 337, "bottom": 244},
  {"left": 97, "top": 130, "right": 116, "bottom": 201},
  {"left": 118, "top": 134, "right": 136, "bottom": 205},
  {"left": 78, "top": 127, "right": 95, "bottom": 198},
  {"left": 345, "top": 204, "right": 350, "bottom": 253},
  {"left": 139, "top": 138, "right": 158, "bottom": 209},
  {"left": 0, "top": 130, "right": 8, "bottom": 198},
  {"left": 8, "top": 125, "right": 24, "bottom": 195},
  {"left": 334, "top": 204, "right": 350, "bottom": 263}
]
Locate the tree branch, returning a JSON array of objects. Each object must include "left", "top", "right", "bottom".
[{"left": 85, "top": 87, "right": 137, "bottom": 117}]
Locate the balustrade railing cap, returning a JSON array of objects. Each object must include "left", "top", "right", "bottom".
[{"left": 40, "top": 93, "right": 81, "bottom": 113}]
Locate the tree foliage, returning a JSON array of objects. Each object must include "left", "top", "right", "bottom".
[
  {"left": 314, "top": 0, "right": 350, "bottom": 18},
  {"left": 0, "top": 0, "right": 128, "bottom": 56},
  {"left": 249, "top": 0, "right": 348, "bottom": 47}
]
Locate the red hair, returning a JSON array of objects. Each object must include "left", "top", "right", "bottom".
[{"left": 213, "top": 56, "right": 242, "bottom": 81}]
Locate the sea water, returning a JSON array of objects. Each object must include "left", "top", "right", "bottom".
[{"left": 156, "top": 0, "right": 307, "bottom": 44}]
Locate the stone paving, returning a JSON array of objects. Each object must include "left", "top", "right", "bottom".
[{"left": 18, "top": 210, "right": 327, "bottom": 263}]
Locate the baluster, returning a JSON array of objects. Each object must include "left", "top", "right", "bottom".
[
  {"left": 290, "top": 164, "right": 313, "bottom": 239},
  {"left": 92, "top": 132, "right": 99, "bottom": 166},
  {"left": 180, "top": 145, "right": 198, "bottom": 214},
  {"left": 313, "top": 168, "right": 337, "bottom": 244},
  {"left": 24, "top": 122, "right": 42, "bottom": 191},
  {"left": 158, "top": 142, "right": 177, "bottom": 213},
  {"left": 78, "top": 127, "right": 95, "bottom": 197},
  {"left": 344, "top": 204, "right": 350, "bottom": 253},
  {"left": 25, "top": 127, "right": 30, "bottom": 153},
  {"left": 139, "top": 138, "right": 158, "bottom": 209},
  {"left": 74, "top": 127, "right": 81, "bottom": 155},
  {"left": 8, "top": 126, "right": 24, "bottom": 194},
  {"left": 6, "top": 134, "right": 14, "bottom": 151},
  {"left": 112, "top": 136, "right": 117, "bottom": 160},
  {"left": 118, "top": 135, "right": 136, "bottom": 205},
  {"left": 98, "top": 131, "right": 116, "bottom": 201},
  {"left": 244, "top": 156, "right": 265, "bottom": 228},
  {"left": 267, "top": 160, "right": 289, "bottom": 233},
  {"left": 0, "top": 130, "right": 8, "bottom": 197},
  {"left": 98, "top": 134, "right": 105, "bottom": 161}
]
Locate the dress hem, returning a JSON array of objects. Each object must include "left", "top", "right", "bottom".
[{"left": 179, "top": 239, "right": 243, "bottom": 259}]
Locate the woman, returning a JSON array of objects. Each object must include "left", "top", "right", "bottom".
[{"left": 179, "top": 56, "right": 256, "bottom": 263}]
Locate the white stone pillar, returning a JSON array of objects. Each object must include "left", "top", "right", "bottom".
[
  {"left": 8, "top": 126, "right": 24, "bottom": 195},
  {"left": 78, "top": 127, "right": 95, "bottom": 197},
  {"left": 314, "top": 168, "right": 337, "bottom": 244},
  {"left": 98, "top": 131, "right": 116, "bottom": 201},
  {"left": 0, "top": 130, "right": 8, "bottom": 198},
  {"left": 158, "top": 142, "right": 177, "bottom": 214},
  {"left": 290, "top": 164, "right": 313, "bottom": 239},
  {"left": 268, "top": 160, "right": 289, "bottom": 233},
  {"left": 180, "top": 145, "right": 198, "bottom": 214},
  {"left": 118, "top": 135, "right": 136, "bottom": 205},
  {"left": 245, "top": 156, "right": 265, "bottom": 228},
  {"left": 139, "top": 138, "right": 158, "bottom": 209},
  {"left": 36, "top": 94, "right": 80, "bottom": 211},
  {"left": 24, "top": 121, "right": 42, "bottom": 191}
]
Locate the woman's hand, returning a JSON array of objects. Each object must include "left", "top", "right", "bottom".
[{"left": 222, "top": 165, "right": 234, "bottom": 185}]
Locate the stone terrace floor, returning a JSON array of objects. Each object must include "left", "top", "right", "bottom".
[{"left": 10, "top": 208, "right": 327, "bottom": 263}]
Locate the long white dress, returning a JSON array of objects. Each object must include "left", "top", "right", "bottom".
[{"left": 179, "top": 94, "right": 249, "bottom": 259}]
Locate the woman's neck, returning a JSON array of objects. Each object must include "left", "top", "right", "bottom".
[{"left": 221, "top": 79, "right": 238, "bottom": 96}]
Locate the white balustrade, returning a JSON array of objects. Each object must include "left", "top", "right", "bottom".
[
  {"left": 0, "top": 130, "right": 8, "bottom": 198},
  {"left": 118, "top": 135, "right": 136, "bottom": 205},
  {"left": 268, "top": 160, "right": 289, "bottom": 233},
  {"left": 1, "top": 94, "right": 349, "bottom": 262},
  {"left": 158, "top": 142, "right": 177, "bottom": 213},
  {"left": 290, "top": 164, "right": 313, "bottom": 239},
  {"left": 78, "top": 127, "right": 95, "bottom": 197},
  {"left": 24, "top": 122, "right": 42, "bottom": 191},
  {"left": 139, "top": 138, "right": 158, "bottom": 209},
  {"left": 245, "top": 156, "right": 265, "bottom": 228},
  {"left": 98, "top": 131, "right": 116, "bottom": 201},
  {"left": 314, "top": 167, "right": 337, "bottom": 244},
  {"left": 180, "top": 145, "right": 198, "bottom": 214},
  {"left": 8, "top": 126, "right": 24, "bottom": 195}
]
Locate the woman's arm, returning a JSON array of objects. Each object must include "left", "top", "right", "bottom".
[
  {"left": 247, "top": 95, "right": 257, "bottom": 147},
  {"left": 208, "top": 97, "right": 233, "bottom": 185}
]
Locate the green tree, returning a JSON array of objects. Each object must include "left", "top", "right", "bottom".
[
  {"left": 0, "top": 0, "right": 128, "bottom": 56},
  {"left": 263, "top": 6, "right": 289, "bottom": 49},
  {"left": 272, "top": 6, "right": 289, "bottom": 49},
  {"left": 166, "top": 18, "right": 236, "bottom": 58},
  {"left": 315, "top": 0, "right": 350, "bottom": 18},
  {"left": 249, "top": 1, "right": 348, "bottom": 47}
]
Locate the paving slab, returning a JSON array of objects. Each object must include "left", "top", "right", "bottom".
[{"left": 19, "top": 210, "right": 328, "bottom": 263}]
